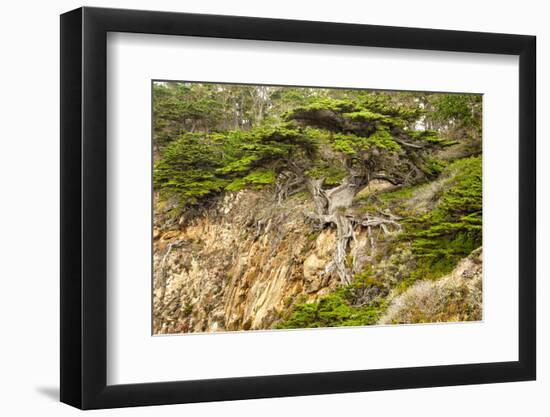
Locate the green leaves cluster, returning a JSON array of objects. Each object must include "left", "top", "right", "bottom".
[
  {"left": 153, "top": 83, "right": 482, "bottom": 208},
  {"left": 275, "top": 287, "right": 387, "bottom": 329},
  {"left": 276, "top": 266, "right": 388, "bottom": 329},
  {"left": 154, "top": 125, "right": 316, "bottom": 204},
  {"left": 404, "top": 156, "right": 482, "bottom": 280},
  {"left": 153, "top": 133, "right": 226, "bottom": 202},
  {"left": 425, "top": 94, "right": 483, "bottom": 139},
  {"left": 285, "top": 96, "right": 458, "bottom": 166},
  {"left": 153, "top": 83, "right": 225, "bottom": 147},
  {"left": 306, "top": 162, "right": 348, "bottom": 186},
  {"left": 226, "top": 170, "right": 277, "bottom": 192},
  {"left": 431, "top": 94, "right": 482, "bottom": 129}
]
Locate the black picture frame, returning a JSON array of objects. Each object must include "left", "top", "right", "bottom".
[{"left": 60, "top": 6, "right": 536, "bottom": 410}]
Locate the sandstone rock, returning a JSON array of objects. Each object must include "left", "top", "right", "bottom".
[
  {"left": 153, "top": 190, "right": 340, "bottom": 334},
  {"left": 161, "top": 230, "right": 180, "bottom": 240}
]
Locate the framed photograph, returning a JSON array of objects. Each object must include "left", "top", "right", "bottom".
[{"left": 60, "top": 6, "right": 536, "bottom": 410}]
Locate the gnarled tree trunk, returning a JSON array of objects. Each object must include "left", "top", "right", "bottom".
[{"left": 306, "top": 170, "right": 400, "bottom": 285}]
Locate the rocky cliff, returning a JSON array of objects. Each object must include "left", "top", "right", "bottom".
[
  {"left": 153, "top": 156, "right": 482, "bottom": 334},
  {"left": 151, "top": 87, "right": 483, "bottom": 334},
  {"left": 154, "top": 189, "right": 363, "bottom": 333}
]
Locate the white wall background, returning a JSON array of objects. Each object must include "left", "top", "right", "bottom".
[{"left": 0, "top": 0, "right": 545, "bottom": 415}]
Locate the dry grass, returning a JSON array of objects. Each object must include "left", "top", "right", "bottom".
[{"left": 379, "top": 247, "right": 482, "bottom": 324}]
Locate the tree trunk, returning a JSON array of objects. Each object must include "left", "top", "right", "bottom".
[
  {"left": 306, "top": 171, "right": 400, "bottom": 285},
  {"left": 307, "top": 174, "right": 368, "bottom": 285}
]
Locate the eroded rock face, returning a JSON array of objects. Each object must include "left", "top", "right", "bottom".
[
  {"left": 153, "top": 175, "right": 483, "bottom": 333},
  {"left": 153, "top": 190, "right": 348, "bottom": 334}
]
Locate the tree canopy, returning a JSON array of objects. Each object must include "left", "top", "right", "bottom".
[{"left": 153, "top": 82, "right": 479, "bottom": 207}]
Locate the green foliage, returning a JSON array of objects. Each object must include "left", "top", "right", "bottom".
[
  {"left": 306, "top": 162, "right": 348, "bottom": 186},
  {"left": 285, "top": 96, "right": 453, "bottom": 164},
  {"left": 431, "top": 95, "right": 481, "bottom": 126},
  {"left": 154, "top": 125, "right": 317, "bottom": 204},
  {"left": 328, "top": 128, "right": 401, "bottom": 155},
  {"left": 275, "top": 272, "right": 388, "bottom": 329},
  {"left": 288, "top": 96, "right": 414, "bottom": 133},
  {"left": 427, "top": 94, "right": 482, "bottom": 138},
  {"left": 181, "top": 303, "right": 193, "bottom": 316},
  {"left": 153, "top": 83, "right": 225, "bottom": 147},
  {"left": 358, "top": 93, "right": 423, "bottom": 123},
  {"left": 153, "top": 133, "right": 227, "bottom": 204},
  {"left": 285, "top": 97, "right": 358, "bottom": 115},
  {"left": 385, "top": 252, "right": 482, "bottom": 324},
  {"left": 307, "top": 233, "right": 318, "bottom": 242},
  {"left": 153, "top": 82, "right": 482, "bottom": 212},
  {"left": 408, "top": 129, "right": 439, "bottom": 143},
  {"left": 437, "top": 157, "right": 482, "bottom": 220},
  {"left": 287, "top": 94, "right": 422, "bottom": 126},
  {"left": 366, "top": 127, "right": 402, "bottom": 151},
  {"left": 378, "top": 186, "right": 415, "bottom": 203},
  {"left": 226, "top": 169, "right": 276, "bottom": 191},
  {"left": 354, "top": 185, "right": 415, "bottom": 212},
  {"left": 421, "top": 157, "right": 448, "bottom": 178},
  {"left": 344, "top": 268, "right": 387, "bottom": 301},
  {"left": 352, "top": 156, "right": 482, "bottom": 294},
  {"left": 404, "top": 156, "right": 482, "bottom": 280},
  {"left": 343, "top": 109, "right": 393, "bottom": 124},
  {"left": 275, "top": 291, "right": 387, "bottom": 329},
  {"left": 408, "top": 129, "right": 459, "bottom": 147}
]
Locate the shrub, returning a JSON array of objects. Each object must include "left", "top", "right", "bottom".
[
  {"left": 275, "top": 271, "right": 388, "bottom": 329},
  {"left": 403, "top": 156, "right": 482, "bottom": 281},
  {"left": 154, "top": 125, "right": 316, "bottom": 204}
]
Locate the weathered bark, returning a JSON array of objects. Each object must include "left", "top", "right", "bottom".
[
  {"left": 325, "top": 180, "right": 362, "bottom": 213},
  {"left": 328, "top": 212, "right": 355, "bottom": 284},
  {"left": 306, "top": 170, "right": 402, "bottom": 285},
  {"left": 306, "top": 177, "right": 329, "bottom": 214},
  {"left": 274, "top": 171, "right": 306, "bottom": 205}
]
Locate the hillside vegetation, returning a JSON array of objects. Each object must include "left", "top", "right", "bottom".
[{"left": 152, "top": 82, "right": 482, "bottom": 333}]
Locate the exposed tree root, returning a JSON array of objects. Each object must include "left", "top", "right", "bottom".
[
  {"left": 305, "top": 175, "right": 401, "bottom": 285},
  {"left": 274, "top": 171, "right": 306, "bottom": 205}
]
